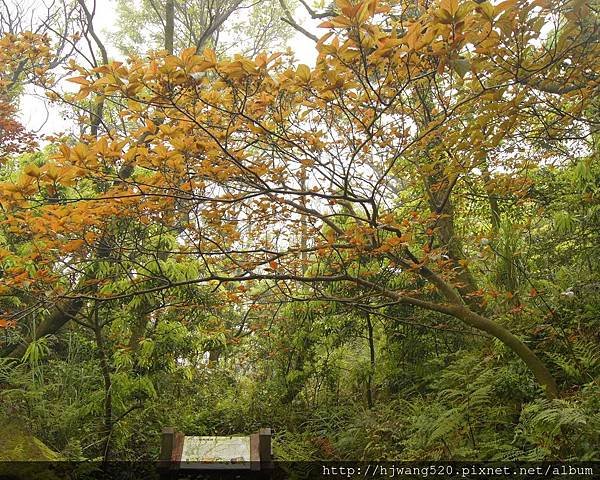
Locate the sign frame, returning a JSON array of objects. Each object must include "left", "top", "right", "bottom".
[{"left": 160, "top": 427, "right": 273, "bottom": 472}]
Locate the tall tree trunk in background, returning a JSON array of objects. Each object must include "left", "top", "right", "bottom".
[
  {"left": 77, "top": 0, "right": 108, "bottom": 137},
  {"left": 415, "top": 85, "right": 478, "bottom": 300},
  {"left": 424, "top": 170, "right": 479, "bottom": 297},
  {"left": 126, "top": 0, "right": 178, "bottom": 355},
  {"left": 300, "top": 169, "right": 308, "bottom": 274},
  {"left": 482, "top": 164, "right": 501, "bottom": 236},
  {"left": 92, "top": 308, "right": 113, "bottom": 462},
  {"left": 365, "top": 312, "right": 375, "bottom": 409},
  {"left": 165, "top": 0, "right": 175, "bottom": 54}
]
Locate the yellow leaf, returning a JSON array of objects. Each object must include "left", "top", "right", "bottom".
[
  {"left": 203, "top": 48, "right": 217, "bottom": 65},
  {"left": 255, "top": 52, "right": 268, "bottom": 67},
  {"left": 296, "top": 64, "right": 311, "bottom": 83},
  {"left": 316, "top": 32, "right": 334, "bottom": 51},
  {"left": 440, "top": 0, "right": 459, "bottom": 15},
  {"left": 476, "top": 1, "right": 495, "bottom": 19},
  {"left": 341, "top": 3, "right": 361, "bottom": 18},
  {"left": 239, "top": 57, "right": 258, "bottom": 74},
  {"left": 335, "top": 0, "right": 353, "bottom": 12},
  {"left": 94, "top": 76, "right": 114, "bottom": 86},
  {"left": 357, "top": 1, "right": 372, "bottom": 23},
  {"left": 369, "top": 0, "right": 379, "bottom": 15},
  {"left": 433, "top": 8, "right": 454, "bottom": 23},
  {"left": 44, "top": 165, "right": 61, "bottom": 181},
  {"left": 455, "top": 1, "right": 474, "bottom": 21},
  {"left": 95, "top": 137, "right": 108, "bottom": 155},
  {"left": 331, "top": 16, "right": 353, "bottom": 27},
  {"left": 495, "top": 0, "right": 518, "bottom": 15},
  {"left": 180, "top": 46, "right": 196, "bottom": 63},
  {"left": 24, "top": 164, "right": 41, "bottom": 178},
  {"left": 72, "top": 143, "right": 89, "bottom": 162}
]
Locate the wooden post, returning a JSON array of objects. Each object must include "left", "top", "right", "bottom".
[
  {"left": 160, "top": 427, "right": 184, "bottom": 469},
  {"left": 250, "top": 432, "right": 260, "bottom": 471},
  {"left": 172, "top": 431, "right": 184, "bottom": 464},
  {"left": 160, "top": 427, "right": 175, "bottom": 465},
  {"left": 258, "top": 428, "right": 273, "bottom": 470}
]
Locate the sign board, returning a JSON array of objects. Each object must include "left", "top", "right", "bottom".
[
  {"left": 180, "top": 435, "right": 250, "bottom": 469},
  {"left": 160, "top": 427, "right": 272, "bottom": 472}
]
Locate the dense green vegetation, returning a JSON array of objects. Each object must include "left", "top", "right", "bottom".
[{"left": 2, "top": 158, "right": 599, "bottom": 462}]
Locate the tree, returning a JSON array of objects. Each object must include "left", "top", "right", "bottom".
[
  {"left": 111, "top": 0, "right": 294, "bottom": 56},
  {"left": 2, "top": 0, "right": 599, "bottom": 401},
  {"left": 0, "top": 0, "right": 262, "bottom": 362},
  {"left": 0, "top": 100, "right": 36, "bottom": 164}
]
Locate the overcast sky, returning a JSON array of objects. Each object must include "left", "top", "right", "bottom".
[{"left": 19, "top": 0, "right": 320, "bottom": 136}]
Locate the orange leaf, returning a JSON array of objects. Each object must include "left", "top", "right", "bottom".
[
  {"left": 64, "top": 239, "right": 85, "bottom": 252},
  {"left": 66, "top": 76, "right": 90, "bottom": 86},
  {"left": 318, "top": 21, "right": 335, "bottom": 28},
  {"left": 0, "top": 318, "right": 16, "bottom": 328}
]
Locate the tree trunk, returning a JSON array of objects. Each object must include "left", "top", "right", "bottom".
[
  {"left": 482, "top": 165, "right": 501, "bottom": 236},
  {"left": 365, "top": 312, "right": 375, "bottom": 409},
  {"left": 165, "top": 0, "right": 175, "bottom": 54},
  {"left": 416, "top": 265, "right": 559, "bottom": 398},
  {"left": 424, "top": 173, "right": 478, "bottom": 296},
  {"left": 77, "top": 0, "right": 108, "bottom": 137},
  {"left": 356, "top": 269, "right": 559, "bottom": 399},
  {"left": 93, "top": 315, "right": 113, "bottom": 462},
  {"left": 3, "top": 298, "right": 85, "bottom": 360},
  {"left": 448, "top": 304, "right": 559, "bottom": 399},
  {"left": 128, "top": 313, "right": 149, "bottom": 354}
]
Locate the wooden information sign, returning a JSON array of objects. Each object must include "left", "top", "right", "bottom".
[{"left": 160, "top": 427, "right": 273, "bottom": 472}]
